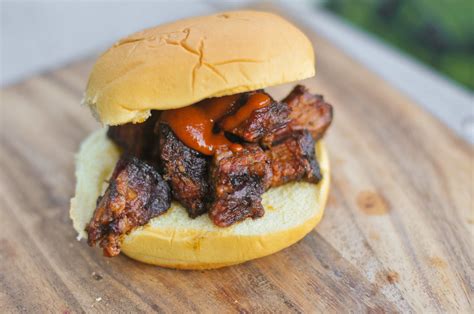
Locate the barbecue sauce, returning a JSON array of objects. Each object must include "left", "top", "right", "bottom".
[
  {"left": 220, "top": 93, "right": 271, "bottom": 130},
  {"left": 160, "top": 92, "right": 271, "bottom": 155}
]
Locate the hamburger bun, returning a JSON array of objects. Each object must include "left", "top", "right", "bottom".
[
  {"left": 84, "top": 10, "right": 315, "bottom": 125},
  {"left": 70, "top": 128, "right": 330, "bottom": 269}
]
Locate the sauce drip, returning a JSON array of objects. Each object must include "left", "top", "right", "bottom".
[
  {"left": 220, "top": 93, "right": 271, "bottom": 130},
  {"left": 160, "top": 92, "right": 271, "bottom": 155}
]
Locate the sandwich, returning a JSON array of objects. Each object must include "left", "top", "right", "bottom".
[{"left": 70, "top": 10, "right": 333, "bottom": 269}]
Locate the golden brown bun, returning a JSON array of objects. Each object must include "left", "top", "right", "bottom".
[
  {"left": 70, "top": 129, "right": 330, "bottom": 269},
  {"left": 84, "top": 11, "right": 315, "bottom": 125}
]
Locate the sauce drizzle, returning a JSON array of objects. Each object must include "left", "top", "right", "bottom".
[
  {"left": 220, "top": 93, "right": 271, "bottom": 130},
  {"left": 160, "top": 92, "right": 271, "bottom": 155}
]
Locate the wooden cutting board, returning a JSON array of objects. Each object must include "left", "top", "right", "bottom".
[{"left": 1, "top": 12, "right": 472, "bottom": 313}]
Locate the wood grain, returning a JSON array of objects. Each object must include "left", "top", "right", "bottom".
[{"left": 0, "top": 14, "right": 472, "bottom": 313}]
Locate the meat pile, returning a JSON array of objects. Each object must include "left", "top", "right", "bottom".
[{"left": 87, "top": 85, "right": 333, "bottom": 256}]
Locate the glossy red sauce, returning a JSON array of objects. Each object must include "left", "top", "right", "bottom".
[
  {"left": 160, "top": 92, "right": 271, "bottom": 155},
  {"left": 220, "top": 93, "right": 271, "bottom": 130}
]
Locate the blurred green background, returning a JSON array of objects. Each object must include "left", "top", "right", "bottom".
[{"left": 322, "top": 0, "right": 474, "bottom": 90}]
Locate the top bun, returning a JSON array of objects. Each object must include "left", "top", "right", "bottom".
[{"left": 84, "top": 10, "right": 315, "bottom": 125}]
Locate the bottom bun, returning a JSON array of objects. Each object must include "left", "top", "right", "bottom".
[{"left": 70, "top": 128, "right": 330, "bottom": 269}]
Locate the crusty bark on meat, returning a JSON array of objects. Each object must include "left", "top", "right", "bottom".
[
  {"left": 268, "top": 130, "right": 322, "bottom": 188},
  {"left": 158, "top": 123, "right": 211, "bottom": 218},
  {"left": 209, "top": 145, "right": 271, "bottom": 227},
  {"left": 219, "top": 92, "right": 290, "bottom": 143},
  {"left": 284, "top": 85, "right": 333, "bottom": 140},
  {"left": 208, "top": 131, "right": 322, "bottom": 227},
  {"left": 107, "top": 111, "right": 160, "bottom": 161},
  {"left": 262, "top": 85, "right": 333, "bottom": 146},
  {"left": 86, "top": 156, "right": 171, "bottom": 257}
]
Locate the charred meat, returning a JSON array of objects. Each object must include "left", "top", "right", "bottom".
[
  {"left": 107, "top": 111, "right": 160, "bottom": 161},
  {"left": 207, "top": 130, "right": 321, "bottom": 227},
  {"left": 219, "top": 92, "right": 290, "bottom": 143},
  {"left": 209, "top": 145, "right": 272, "bottom": 227},
  {"left": 86, "top": 156, "right": 171, "bottom": 256},
  {"left": 268, "top": 130, "right": 322, "bottom": 188},
  {"left": 158, "top": 123, "right": 211, "bottom": 218},
  {"left": 283, "top": 85, "right": 333, "bottom": 141},
  {"left": 262, "top": 85, "right": 333, "bottom": 146}
]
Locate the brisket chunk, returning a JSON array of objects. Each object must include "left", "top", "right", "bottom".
[
  {"left": 208, "top": 131, "right": 322, "bottom": 226},
  {"left": 158, "top": 123, "right": 211, "bottom": 218},
  {"left": 209, "top": 145, "right": 272, "bottom": 227},
  {"left": 262, "top": 85, "right": 333, "bottom": 146},
  {"left": 219, "top": 92, "right": 290, "bottom": 143},
  {"left": 284, "top": 85, "right": 333, "bottom": 140},
  {"left": 86, "top": 156, "right": 171, "bottom": 257},
  {"left": 268, "top": 130, "right": 322, "bottom": 188},
  {"left": 107, "top": 111, "right": 160, "bottom": 161}
]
